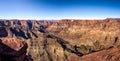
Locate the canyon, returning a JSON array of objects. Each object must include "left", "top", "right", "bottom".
[{"left": 0, "top": 18, "right": 120, "bottom": 61}]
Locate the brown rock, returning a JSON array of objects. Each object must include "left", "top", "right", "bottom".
[
  {"left": 1, "top": 18, "right": 120, "bottom": 61},
  {"left": 0, "top": 38, "right": 28, "bottom": 61},
  {"left": 70, "top": 46, "right": 120, "bottom": 61}
]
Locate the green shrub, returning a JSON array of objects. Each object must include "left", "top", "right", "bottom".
[
  {"left": 79, "top": 44, "right": 89, "bottom": 54},
  {"left": 93, "top": 40, "right": 105, "bottom": 51}
]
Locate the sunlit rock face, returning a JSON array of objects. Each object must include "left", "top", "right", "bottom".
[
  {"left": 47, "top": 19, "right": 120, "bottom": 47},
  {"left": 0, "top": 38, "right": 28, "bottom": 61},
  {"left": 0, "top": 18, "right": 120, "bottom": 61}
]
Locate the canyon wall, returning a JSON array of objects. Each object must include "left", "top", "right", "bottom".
[{"left": 0, "top": 18, "right": 120, "bottom": 61}]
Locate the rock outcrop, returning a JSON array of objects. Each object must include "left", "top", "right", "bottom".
[{"left": 0, "top": 38, "right": 28, "bottom": 61}]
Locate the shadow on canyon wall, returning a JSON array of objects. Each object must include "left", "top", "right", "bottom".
[
  {"left": 44, "top": 34, "right": 83, "bottom": 56},
  {"left": 0, "top": 27, "right": 8, "bottom": 37}
]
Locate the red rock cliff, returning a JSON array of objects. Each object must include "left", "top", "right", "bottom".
[{"left": 0, "top": 38, "right": 28, "bottom": 61}]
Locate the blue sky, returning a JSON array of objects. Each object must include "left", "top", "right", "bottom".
[{"left": 0, "top": 0, "right": 120, "bottom": 20}]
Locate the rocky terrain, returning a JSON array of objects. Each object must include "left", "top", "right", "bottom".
[
  {"left": 0, "top": 38, "right": 29, "bottom": 61},
  {"left": 0, "top": 18, "right": 120, "bottom": 61}
]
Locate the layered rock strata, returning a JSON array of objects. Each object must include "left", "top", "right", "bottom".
[{"left": 0, "top": 18, "right": 120, "bottom": 61}]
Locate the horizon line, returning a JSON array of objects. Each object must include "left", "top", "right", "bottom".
[{"left": 0, "top": 18, "right": 120, "bottom": 20}]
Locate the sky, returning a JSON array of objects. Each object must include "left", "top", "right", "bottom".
[{"left": 0, "top": 0, "right": 120, "bottom": 20}]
